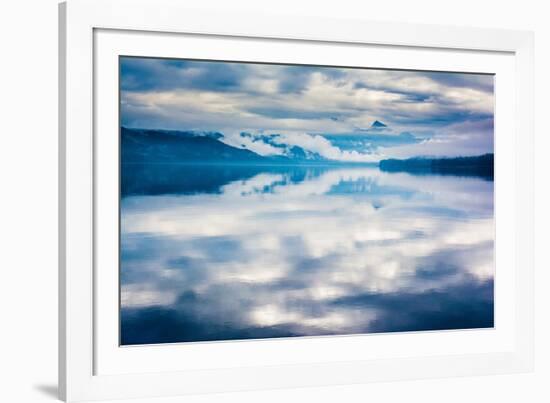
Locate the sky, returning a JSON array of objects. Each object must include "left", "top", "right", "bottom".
[{"left": 120, "top": 56, "right": 494, "bottom": 160}]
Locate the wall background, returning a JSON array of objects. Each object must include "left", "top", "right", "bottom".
[{"left": 0, "top": 0, "right": 547, "bottom": 402}]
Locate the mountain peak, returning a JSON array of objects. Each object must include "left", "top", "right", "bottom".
[{"left": 371, "top": 120, "right": 387, "bottom": 128}]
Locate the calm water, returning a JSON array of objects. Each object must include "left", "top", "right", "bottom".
[{"left": 120, "top": 164, "right": 494, "bottom": 345}]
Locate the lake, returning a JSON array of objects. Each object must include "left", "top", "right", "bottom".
[{"left": 120, "top": 164, "right": 494, "bottom": 345}]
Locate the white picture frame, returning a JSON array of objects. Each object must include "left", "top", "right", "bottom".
[{"left": 59, "top": 0, "right": 534, "bottom": 401}]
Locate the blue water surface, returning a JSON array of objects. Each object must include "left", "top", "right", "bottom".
[{"left": 120, "top": 164, "right": 494, "bottom": 345}]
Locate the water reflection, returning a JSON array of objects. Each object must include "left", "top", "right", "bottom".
[{"left": 120, "top": 165, "right": 494, "bottom": 345}]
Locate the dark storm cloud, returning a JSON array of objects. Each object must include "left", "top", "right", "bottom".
[{"left": 121, "top": 57, "right": 248, "bottom": 92}]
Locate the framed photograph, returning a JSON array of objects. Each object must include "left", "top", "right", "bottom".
[{"left": 59, "top": 0, "right": 534, "bottom": 401}]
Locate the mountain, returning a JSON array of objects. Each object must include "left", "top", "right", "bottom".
[
  {"left": 379, "top": 154, "right": 494, "bottom": 180},
  {"left": 121, "top": 127, "right": 267, "bottom": 164},
  {"left": 323, "top": 121, "right": 420, "bottom": 153},
  {"left": 121, "top": 127, "right": 381, "bottom": 196},
  {"left": 351, "top": 120, "right": 412, "bottom": 140},
  {"left": 371, "top": 120, "right": 387, "bottom": 128},
  {"left": 121, "top": 127, "right": 374, "bottom": 165}
]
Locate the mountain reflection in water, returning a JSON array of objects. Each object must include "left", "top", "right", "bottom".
[{"left": 120, "top": 164, "right": 494, "bottom": 345}]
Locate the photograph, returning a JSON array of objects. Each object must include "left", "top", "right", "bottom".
[
  {"left": 119, "top": 57, "right": 495, "bottom": 345},
  {"left": 1, "top": 0, "right": 543, "bottom": 401}
]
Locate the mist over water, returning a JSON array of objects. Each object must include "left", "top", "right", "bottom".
[{"left": 120, "top": 164, "right": 494, "bottom": 345}]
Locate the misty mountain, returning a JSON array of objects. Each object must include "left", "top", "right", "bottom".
[
  {"left": 121, "top": 127, "right": 268, "bottom": 163},
  {"left": 237, "top": 132, "right": 326, "bottom": 161},
  {"left": 121, "top": 127, "right": 374, "bottom": 165}
]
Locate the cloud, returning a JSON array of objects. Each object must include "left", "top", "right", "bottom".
[
  {"left": 120, "top": 57, "right": 494, "bottom": 158},
  {"left": 377, "top": 117, "right": 494, "bottom": 158},
  {"left": 220, "top": 131, "right": 381, "bottom": 162},
  {"left": 121, "top": 57, "right": 248, "bottom": 92},
  {"left": 120, "top": 166, "right": 494, "bottom": 344}
]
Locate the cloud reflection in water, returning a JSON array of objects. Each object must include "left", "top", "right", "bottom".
[{"left": 120, "top": 166, "right": 493, "bottom": 345}]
